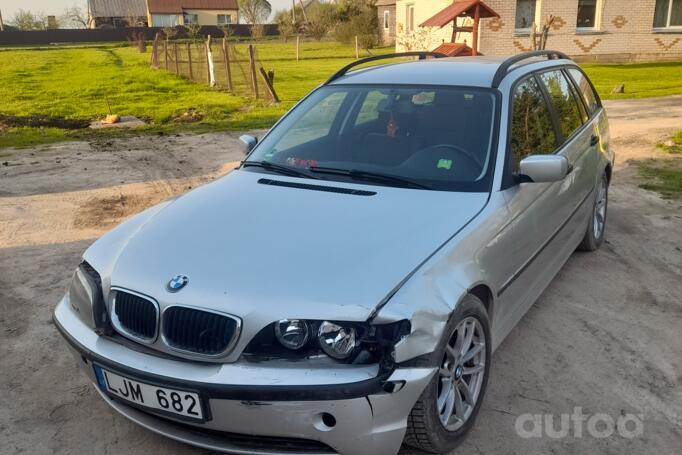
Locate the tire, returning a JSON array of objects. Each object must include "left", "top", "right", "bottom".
[
  {"left": 578, "top": 172, "right": 608, "bottom": 252},
  {"left": 403, "top": 294, "right": 492, "bottom": 453}
]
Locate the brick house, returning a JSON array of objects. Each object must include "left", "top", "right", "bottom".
[
  {"left": 395, "top": 0, "right": 682, "bottom": 61},
  {"left": 377, "top": 0, "right": 397, "bottom": 45}
]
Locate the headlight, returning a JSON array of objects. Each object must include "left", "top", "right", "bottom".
[
  {"left": 244, "top": 319, "right": 410, "bottom": 364},
  {"left": 318, "top": 321, "right": 357, "bottom": 359},
  {"left": 274, "top": 319, "right": 310, "bottom": 350},
  {"left": 67, "top": 261, "right": 109, "bottom": 333}
]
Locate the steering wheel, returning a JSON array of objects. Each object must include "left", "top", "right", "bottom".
[{"left": 416, "top": 144, "right": 483, "bottom": 171}]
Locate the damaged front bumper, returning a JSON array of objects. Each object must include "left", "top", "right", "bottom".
[{"left": 53, "top": 297, "right": 435, "bottom": 455}]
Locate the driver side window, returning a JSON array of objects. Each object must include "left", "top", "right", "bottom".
[{"left": 510, "top": 77, "right": 557, "bottom": 171}]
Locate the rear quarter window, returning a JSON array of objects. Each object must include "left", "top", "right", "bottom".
[{"left": 567, "top": 68, "right": 600, "bottom": 116}]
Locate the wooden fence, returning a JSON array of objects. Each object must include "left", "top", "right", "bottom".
[{"left": 150, "top": 33, "right": 279, "bottom": 103}]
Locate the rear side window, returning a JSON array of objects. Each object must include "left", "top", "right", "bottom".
[
  {"left": 567, "top": 68, "right": 600, "bottom": 115},
  {"left": 539, "top": 70, "right": 584, "bottom": 141},
  {"left": 510, "top": 77, "right": 557, "bottom": 170}
]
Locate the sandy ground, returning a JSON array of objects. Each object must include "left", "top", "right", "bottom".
[{"left": 1, "top": 97, "right": 681, "bottom": 454}]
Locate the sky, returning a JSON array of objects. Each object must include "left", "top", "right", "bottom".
[{"left": 0, "top": 0, "right": 294, "bottom": 23}]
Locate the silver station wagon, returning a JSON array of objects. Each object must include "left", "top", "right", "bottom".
[{"left": 54, "top": 50, "right": 613, "bottom": 454}]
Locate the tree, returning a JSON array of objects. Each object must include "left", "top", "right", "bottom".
[
  {"left": 60, "top": 5, "right": 88, "bottom": 29},
  {"left": 185, "top": 23, "right": 203, "bottom": 44},
  {"left": 305, "top": 3, "right": 337, "bottom": 41},
  {"left": 275, "top": 10, "right": 298, "bottom": 42},
  {"left": 333, "top": 0, "right": 379, "bottom": 48},
  {"left": 239, "top": 0, "right": 272, "bottom": 37},
  {"left": 12, "top": 10, "right": 43, "bottom": 30}
]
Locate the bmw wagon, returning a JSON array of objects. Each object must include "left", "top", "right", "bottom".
[{"left": 54, "top": 50, "right": 613, "bottom": 454}]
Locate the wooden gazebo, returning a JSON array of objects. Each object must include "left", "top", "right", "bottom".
[{"left": 420, "top": 0, "right": 500, "bottom": 56}]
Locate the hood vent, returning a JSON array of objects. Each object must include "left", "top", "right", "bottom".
[{"left": 258, "top": 178, "right": 376, "bottom": 196}]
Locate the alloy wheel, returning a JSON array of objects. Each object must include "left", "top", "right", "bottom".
[
  {"left": 593, "top": 177, "right": 607, "bottom": 240},
  {"left": 436, "top": 316, "right": 486, "bottom": 431}
]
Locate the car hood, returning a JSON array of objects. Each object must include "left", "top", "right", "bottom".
[{"left": 88, "top": 170, "right": 488, "bottom": 324}]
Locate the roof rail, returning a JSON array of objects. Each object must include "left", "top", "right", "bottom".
[
  {"left": 491, "top": 50, "right": 571, "bottom": 88},
  {"left": 325, "top": 51, "right": 447, "bottom": 84}
]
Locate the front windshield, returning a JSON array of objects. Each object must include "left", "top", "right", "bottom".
[{"left": 247, "top": 85, "right": 497, "bottom": 191}]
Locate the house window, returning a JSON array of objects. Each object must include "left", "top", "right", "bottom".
[
  {"left": 218, "top": 14, "right": 232, "bottom": 25},
  {"left": 406, "top": 5, "right": 415, "bottom": 32},
  {"left": 384, "top": 10, "right": 390, "bottom": 30},
  {"left": 184, "top": 13, "right": 199, "bottom": 25},
  {"left": 152, "top": 14, "right": 181, "bottom": 27},
  {"left": 515, "top": 0, "right": 537, "bottom": 30},
  {"left": 654, "top": 0, "right": 682, "bottom": 28},
  {"left": 577, "top": 0, "right": 599, "bottom": 29}
]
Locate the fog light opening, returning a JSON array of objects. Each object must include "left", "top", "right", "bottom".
[{"left": 314, "top": 412, "right": 337, "bottom": 431}]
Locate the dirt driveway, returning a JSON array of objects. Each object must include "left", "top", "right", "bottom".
[{"left": 1, "top": 97, "right": 681, "bottom": 454}]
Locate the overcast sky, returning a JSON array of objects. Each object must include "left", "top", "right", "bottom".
[{"left": 0, "top": 0, "right": 294, "bottom": 23}]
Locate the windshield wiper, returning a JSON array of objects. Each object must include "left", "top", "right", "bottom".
[
  {"left": 308, "top": 166, "right": 432, "bottom": 190},
  {"left": 242, "top": 160, "right": 320, "bottom": 180}
]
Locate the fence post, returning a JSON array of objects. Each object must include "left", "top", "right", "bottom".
[
  {"left": 355, "top": 35, "right": 359, "bottom": 59},
  {"left": 222, "top": 38, "right": 233, "bottom": 92},
  {"left": 259, "top": 67, "right": 280, "bottom": 103},
  {"left": 164, "top": 39, "right": 168, "bottom": 70},
  {"left": 248, "top": 44, "right": 259, "bottom": 99},
  {"left": 174, "top": 42, "right": 179, "bottom": 75},
  {"left": 296, "top": 35, "right": 300, "bottom": 61},
  {"left": 151, "top": 32, "right": 161, "bottom": 68},
  {"left": 206, "top": 35, "right": 215, "bottom": 87},
  {"left": 187, "top": 43, "right": 193, "bottom": 80}
]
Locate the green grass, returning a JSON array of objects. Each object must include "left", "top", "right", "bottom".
[
  {"left": 656, "top": 130, "right": 682, "bottom": 154},
  {"left": 582, "top": 61, "right": 682, "bottom": 100},
  {"left": 0, "top": 42, "right": 391, "bottom": 149},
  {"left": 639, "top": 159, "right": 682, "bottom": 198},
  {"left": 1, "top": 43, "right": 681, "bottom": 149}
]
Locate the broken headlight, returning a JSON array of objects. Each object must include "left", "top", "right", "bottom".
[
  {"left": 244, "top": 319, "right": 411, "bottom": 364},
  {"left": 318, "top": 321, "right": 357, "bottom": 359}
]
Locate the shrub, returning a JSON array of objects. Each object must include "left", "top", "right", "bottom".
[
  {"left": 333, "top": 1, "right": 379, "bottom": 48},
  {"left": 275, "top": 10, "right": 298, "bottom": 42},
  {"left": 305, "top": 3, "right": 337, "bottom": 41}
]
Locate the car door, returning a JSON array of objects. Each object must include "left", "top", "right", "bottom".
[{"left": 494, "top": 69, "right": 593, "bottom": 340}]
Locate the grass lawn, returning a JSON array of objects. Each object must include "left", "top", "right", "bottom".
[
  {"left": 582, "top": 61, "right": 682, "bottom": 100},
  {"left": 0, "top": 42, "right": 391, "bottom": 148},
  {"left": 1, "top": 43, "right": 681, "bottom": 149}
]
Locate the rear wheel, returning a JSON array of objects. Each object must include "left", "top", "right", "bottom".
[
  {"left": 578, "top": 172, "right": 608, "bottom": 251},
  {"left": 404, "top": 295, "right": 491, "bottom": 453}
]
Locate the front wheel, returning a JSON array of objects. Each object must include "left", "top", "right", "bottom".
[
  {"left": 578, "top": 172, "right": 608, "bottom": 251},
  {"left": 403, "top": 295, "right": 491, "bottom": 453}
]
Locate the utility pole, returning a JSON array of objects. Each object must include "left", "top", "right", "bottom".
[{"left": 0, "top": 9, "right": 5, "bottom": 32}]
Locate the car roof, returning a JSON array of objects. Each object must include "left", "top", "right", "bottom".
[{"left": 328, "top": 55, "right": 573, "bottom": 89}]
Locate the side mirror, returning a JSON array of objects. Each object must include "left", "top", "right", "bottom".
[
  {"left": 239, "top": 135, "right": 258, "bottom": 155},
  {"left": 518, "top": 155, "right": 570, "bottom": 183}
]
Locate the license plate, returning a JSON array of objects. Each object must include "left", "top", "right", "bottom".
[{"left": 94, "top": 365, "right": 204, "bottom": 420}]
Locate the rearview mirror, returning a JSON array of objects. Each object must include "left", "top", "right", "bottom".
[
  {"left": 518, "top": 155, "right": 570, "bottom": 183},
  {"left": 239, "top": 135, "right": 258, "bottom": 155}
]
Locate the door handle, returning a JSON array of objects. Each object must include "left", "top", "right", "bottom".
[{"left": 590, "top": 135, "right": 599, "bottom": 146}]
